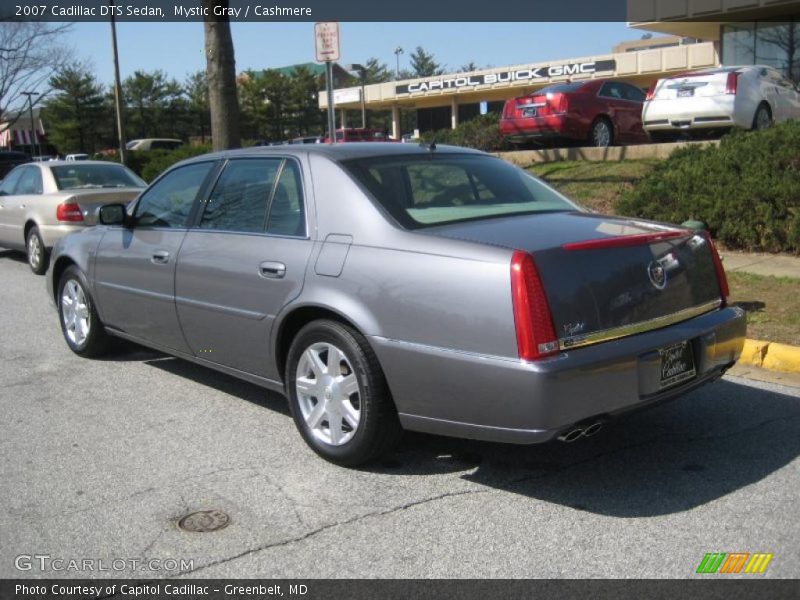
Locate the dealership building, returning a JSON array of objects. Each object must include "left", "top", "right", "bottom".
[{"left": 321, "top": 0, "right": 800, "bottom": 137}]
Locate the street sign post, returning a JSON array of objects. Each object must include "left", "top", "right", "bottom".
[{"left": 315, "top": 22, "right": 340, "bottom": 144}]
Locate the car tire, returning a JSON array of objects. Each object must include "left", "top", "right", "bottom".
[
  {"left": 57, "top": 265, "right": 110, "bottom": 357},
  {"left": 26, "top": 226, "right": 48, "bottom": 275},
  {"left": 752, "top": 103, "right": 772, "bottom": 130},
  {"left": 285, "top": 319, "right": 402, "bottom": 466},
  {"left": 589, "top": 118, "right": 614, "bottom": 147}
]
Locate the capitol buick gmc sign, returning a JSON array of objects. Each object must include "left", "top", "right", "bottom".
[{"left": 395, "top": 60, "right": 616, "bottom": 94}]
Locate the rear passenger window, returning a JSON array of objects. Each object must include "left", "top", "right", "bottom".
[
  {"left": 200, "top": 158, "right": 281, "bottom": 232},
  {"left": 16, "top": 167, "right": 42, "bottom": 194},
  {"left": 266, "top": 161, "right": 306, "bottom": 237}
]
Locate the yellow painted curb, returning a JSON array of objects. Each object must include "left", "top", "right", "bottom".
[
  {"left": 740, "top": 339, "right": 770, "bottom": 367},
  {"left": 762, "top": 342, "right": 800, "bottom": 374}
]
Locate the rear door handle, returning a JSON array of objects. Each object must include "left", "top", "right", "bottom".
[
  {"left": 151, "top": 250, "right": 170, "bottom": 264},
  {"left": 259, "top": 261, "right": 286, "bottom": 279}
]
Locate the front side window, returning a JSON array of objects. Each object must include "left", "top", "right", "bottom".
[
  {"left": 343, "top": 154, "right": 576, "bottom": 229},
  {"left": 134, "top": 161, "right": 214, "bottom": 228},
  {"left": 200, "top": 158, "right": 281, "bottom": 232}
]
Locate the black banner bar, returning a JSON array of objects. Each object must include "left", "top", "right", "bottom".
[
  {"left": 2, "top": 579, "right": 799, "bottom": 600},
  {"left": 0, "top": 0, "right": 712, "bottom": 23}
]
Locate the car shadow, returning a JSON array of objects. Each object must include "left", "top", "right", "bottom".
[
  {"left": 142, "top": 355, "right": 291, "bottom": 417},
  {"left": 0, "top": 249, "right": 26, "bottom": 264},
  {"left": 369, "top": 379, "right": 800, "bottom": 517},
  {"left": 115, "top": 346, "right": 800, "bottom": 517}
]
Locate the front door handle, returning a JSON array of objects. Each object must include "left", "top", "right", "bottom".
[
  {"left": 259, "top": 261, "right": 286, "bottom": 279},
  {"left": 151, "top": 250, "right": 170, "bottom": 264}
]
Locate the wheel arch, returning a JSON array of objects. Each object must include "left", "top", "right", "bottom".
[
  {"left": 273, "top": 303, "right": 376, "bottom": 385},
  {"left": 50, "top": 255, "right": 78, "bottom": 304},
  {"left": 23, "top": 219, "right": 38, "bottom": 244}
]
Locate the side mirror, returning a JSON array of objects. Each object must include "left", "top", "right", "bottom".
[{"left": 98, "top": 203, "right": 127, "bottom": 226}]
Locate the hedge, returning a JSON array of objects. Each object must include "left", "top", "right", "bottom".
[
  {"left": 420, "top": 114, "right": 512, "bottom": 152},
  {"left": 615, "top": 121, "right": 800, "bottom": 254},
  {"left": 97, "top": 144, "right": 212, "bottom": 182}
]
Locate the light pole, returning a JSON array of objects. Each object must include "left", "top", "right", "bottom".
[
  {"left": 21, "top": 91, "right": 39, "bottom": 158},
  {"left": 394, "top": 47, "right": 403, "bottom": 79},
  {"left": 109, "top": 0, "right": 127, "bottom": 165},
  {"left": 345, "top": 63, "right": 366, "bottom": 129}
]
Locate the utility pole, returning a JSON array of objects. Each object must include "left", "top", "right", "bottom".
[
  {"left": 346, "top": 64, "right": 367, "bottom": 129},
  {"left": 394, "top": 46, "right": 404, "bottom": 79},
  {"left": 21, "top": 91, "right": 39, "bottom": 158},
  {"left": 109, "top": 0, "right": 128, "bottom": 165}
]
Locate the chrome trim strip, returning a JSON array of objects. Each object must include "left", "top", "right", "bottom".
[{"left": 559, "top": 300, "right": 722, "bottom": 350}]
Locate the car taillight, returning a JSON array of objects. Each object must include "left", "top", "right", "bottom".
[
  {"left": 557, "top": 93, "right": 569, "bottom": 113},
  {"left": 725, "top": 72, "right": 739, "bottom": 95},
  {"left": 700, "top": 231, "right": 729, "bottom": 306},
  {"left": 510, "top": 250, "right": 559, "bottom": 361},
  {"left": 645, "top": 82, "right": 657, "bottom": 101},
  {"left": 502, "top": 101, "right": 514, "bottom": 118},
  {"left": 56, "top": 202, "right": 84, "bottom": 222}
]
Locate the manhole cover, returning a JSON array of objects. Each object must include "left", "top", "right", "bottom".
[{"left": 178, "top": 509, "right": 230, "bottom": 532}]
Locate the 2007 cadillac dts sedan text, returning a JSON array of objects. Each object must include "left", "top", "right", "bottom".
[{"left": 46, "top": 143, "right": 746, "bottom": 466}]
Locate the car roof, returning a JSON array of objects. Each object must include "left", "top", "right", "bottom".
[
  {"left": 31, "top": 160, "right": 132, "bottom": 168},
  {"left": 178, "top": 142, "right": 484, "bottom": 166}
]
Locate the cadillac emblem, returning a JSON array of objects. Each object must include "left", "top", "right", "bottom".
[{"left": 647, "top": 260, "right": 667, "bottom": 290}]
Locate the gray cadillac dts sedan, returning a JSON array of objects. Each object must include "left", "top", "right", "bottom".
[{"left": 46, "top": 143, "right": 746, "bottom": 466}]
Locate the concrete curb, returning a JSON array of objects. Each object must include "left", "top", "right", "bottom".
[{"left": 740, "top": 339, "right": 800, "bottom": 374}]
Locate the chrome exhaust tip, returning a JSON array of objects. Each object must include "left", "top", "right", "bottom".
[
  {"left": 583, "top": 421, "right": 603, "bottom": 437},
  {"left": 557, "top": 428, "right": 585, "bottom": 443}
]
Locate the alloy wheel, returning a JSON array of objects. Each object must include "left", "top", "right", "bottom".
[
  {"left": 592, "top": 121, "right": 611, "bottom": 147},
  {"left": 27, "top": 233, "right": 42, "bottom": 271},
  {"left": 295, "top": 342, "right": 361, "bottom": 446},
  {"left": 61, "top": 279, "right": 91, "bottom": 347},
  {"left": 755, "top": 106, "right": 771, "bottom": 130}
]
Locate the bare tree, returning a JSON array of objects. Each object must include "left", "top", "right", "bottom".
[
  {"left": 202, "top": 0, "right": 240, "bottom": 150},
  {"left": 0, "top": 22, "right": 73, "bottom": 125}
]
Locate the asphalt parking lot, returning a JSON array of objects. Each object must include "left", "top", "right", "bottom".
[{"left": 1, "top": 248, "right": 799, "bottom": 579}]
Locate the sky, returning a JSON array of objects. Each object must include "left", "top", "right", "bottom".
[{"left": 66, "top": 21, "right": 645, "bottom": 85}]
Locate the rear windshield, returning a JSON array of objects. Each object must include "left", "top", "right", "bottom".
[
  {"left": 342, "top": 153, "right": 577, "bottom": 229},
  {"left": 533, "top": 82, "right": 586, "bottom": 95},
  {"left": 51, "top": 164, "right": 146, "bottom": 190}
]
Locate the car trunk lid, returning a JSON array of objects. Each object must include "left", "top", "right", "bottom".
[
  {"left": 59, "top": 188, "right": 142, "bottom": 225},
  {"left": 652, "top": 69, "right": 739, "bottom": 100},
  {"left": 424, "top": 212, "right": 724, "bottom": 349}
]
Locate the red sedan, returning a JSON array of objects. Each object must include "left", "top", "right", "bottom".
[{"left": 499, "top": 79, "right": 650, "bottom": 147}]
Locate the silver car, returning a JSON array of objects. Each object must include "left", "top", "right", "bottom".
[
  {"left": 46, "top": 144, "right": 746, "bottom": 466},
  {"left": 0, "top": 160, "right": 145, "bottom": 274}
]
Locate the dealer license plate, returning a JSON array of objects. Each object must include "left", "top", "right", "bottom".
[
  {"left": 677, "top": 88, "right": 694, "bottom": 98},
  {"left": 658, "top": 341, "right": 696, "bottom": 389},
  {"left": 522, "top": 107, "right": 537, "bottom": 117}
]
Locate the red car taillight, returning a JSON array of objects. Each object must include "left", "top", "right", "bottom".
[
  {"left": 645, "top": 82, "right": 657, "bottom": 101},
  {"left": 725, "top": 72, "right": 739, "bottom": 95},
  {"left": 510, "top": 250, "right": 559, "bottom": 361},
  {"left": 548, "top": 92, "right": 569, "bottom": 114},
  {"left": 56, "top": 202, "right": 84, "bottom": 222},
  {"left": 701, "top": 231, "right": 730, "bottom": 306}
]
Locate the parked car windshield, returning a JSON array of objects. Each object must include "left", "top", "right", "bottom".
[
  {"left": 51, "top": 164, "right": 146, "bottom": 190},
  {"left": 343, "top": 153, "right": 577, "bottom": 229}
]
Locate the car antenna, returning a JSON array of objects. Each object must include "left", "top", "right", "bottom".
[{"left": 419, "top": 137, "right": 436, "bottom": 152}]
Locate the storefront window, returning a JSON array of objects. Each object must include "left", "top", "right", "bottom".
[{"left": 722, "top": 19, "right": 800, "bottom": 82}]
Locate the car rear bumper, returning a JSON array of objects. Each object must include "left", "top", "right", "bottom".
[
  {"left": 642, "top": 96, "right": 749, "bottom": 130},
  {"left": 370, "top": 305, "right": 746, "bottom": 444},
  {"left": 499, "top": 114, "right": 582, "bottom": 142}
]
